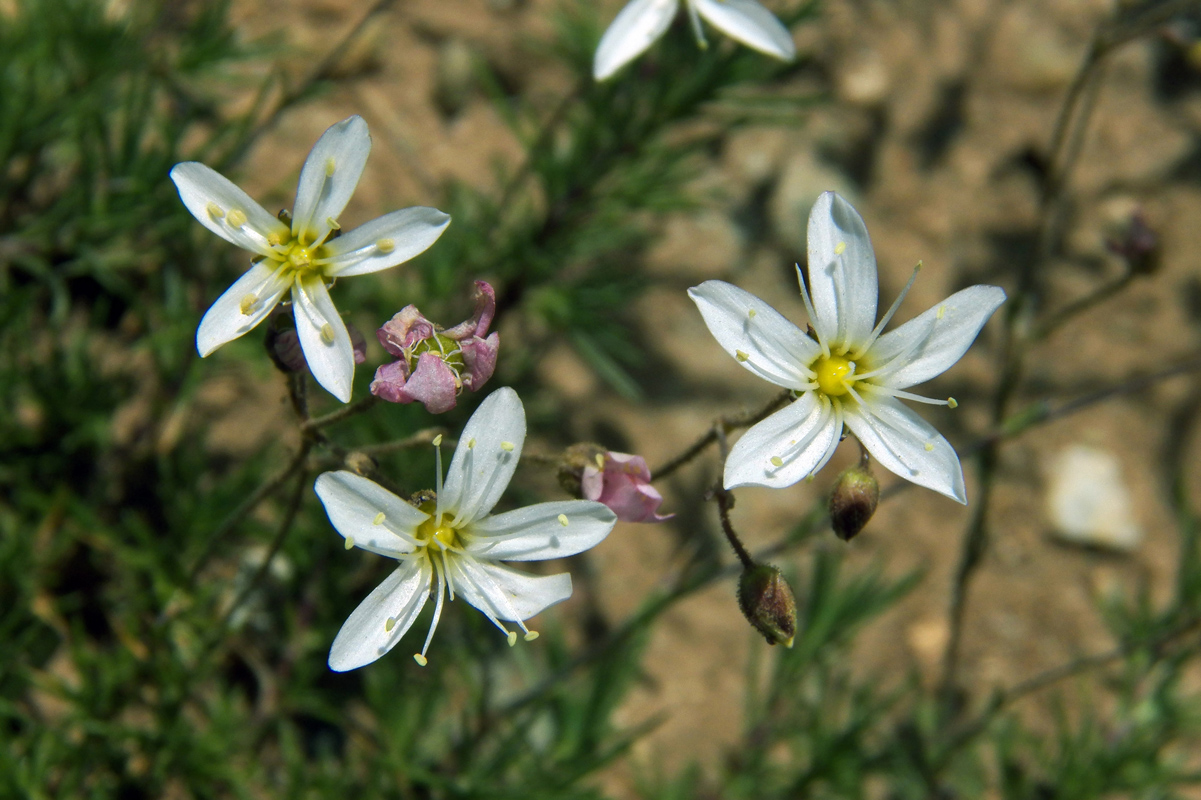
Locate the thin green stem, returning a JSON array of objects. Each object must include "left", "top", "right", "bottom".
[
  {"left": 653, "top": 389, "right": 791, "bottom": 480},
  {"left": 304, "top": 393, "right": 379, "bottom": 431}
]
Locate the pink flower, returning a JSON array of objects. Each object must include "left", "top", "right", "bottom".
[
  {"left": 581, "top": 452, "right": 673, "bottom": 523},
  {"left": 370, "top": 281, "right": 499, "bottom": 414}
]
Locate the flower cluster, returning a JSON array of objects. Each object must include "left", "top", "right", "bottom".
[
  {"left": 170, "top": 17, "right": 1005, "bottom": 672},
  {"left": 370, "top": 281, "right": 499, "bottom": 414}
]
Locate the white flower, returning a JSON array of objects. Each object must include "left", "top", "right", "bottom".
[
  {"left": 688, "top": 191, "right": 1006, "bottom": 503},
  {"left": 593, "top": 0, "right": 796, "bottom": 81},
  {"left": 315, "top": 387, "right": 617, "bottom": 670},
  {"left": 171, "top": 116, "right": 450, "bottom": 403}
]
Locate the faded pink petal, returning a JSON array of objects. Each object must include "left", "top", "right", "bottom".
[
  {"left": 368, "top": 360, "right": 412, "bottom": 403},
  {"left": 460, "top": 332, "right": 499, "bottom": 391},
  {"left": 582, "top": 452, "right": 672, "bottom": 523},
  {"left": 444, "top": 281, "right": 497, "bottom": 341},
  {"left": 397, "top": 351, "right": 460, "bottom": 413},
  {"left": 377, "top": 306, "right": 435, "bottom": 357}
]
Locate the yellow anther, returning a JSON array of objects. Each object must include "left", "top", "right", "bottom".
[
  {"left": 924, "top": 442, "right": 935, "bottom": 452},
  {"left": 226, "top": 208, "right": 247, "bottom": 228},
  {"left": 595, "top": 454, "right": 606, "bottom": 469},
  {"left": 814, "top": 355, "right": 854, "bottom": 396},
  {"left": 467, "top": 438, "right": 476, "bottom": 449},
  {"left": 385, "top": 617, "right": 396, "bottom": 632},
  {"left": 834, "top": 241, "right": 847, "bottom": 255},
  {"left": 373, "top": 512, "right": 385, "bottom": 525},
  {"left": 557, "top": 514, "right": 569, "bottom": 527},
  {"left": 805, "top": 474, "right": 815, "bottom": 483},
  {"left": 735, "top": 350, "right": 749, "bottom": 362},
  {"left": 524, "top": 631, "right": 540, "bottom": 642},
  {"left": 413, "top": 653, "right": 428, "bottom": 666},
  {"left": 266, "top": 232, "right": 283, "bottom": 247},
  {"left": 937, "top": 305, "right": 947, "bottom": 320},
  {"left": 206, "top": 202, "right": 225, "bottom": 220},
  {"left": 320, "top": 323, "right": 335, "bottom": 344},
  {"left": 500, "top": 441, "right": 514, "bottom": 452},
  {"left": 344, "top": 536, "right": 355, "bottom": 550},
  {"left": 770, "top": 456, "right": 784, "bottom": 467},
  {"left": 376, "top": 238, "right": 395, "bottom": 254},
  {"left": 748, "top": 309, "right": 757, "bottom": 318},
  {"left": 325, "top": 157, "right": 336, "bottom": 176},
  {"left": 947, "top": 397, "right": 958, "bottom": 409},
  {"left": 326, "top": 217, "right": 340, "bottom": 230},
  {"left": 239, "top": 294, "right": 258, "bottom": 316},
  {"left": 433, "top": 434, "right": 443, "bottom": 447},
  {"left": 506, "top": 631, "right": 517, "bottom": 647}
]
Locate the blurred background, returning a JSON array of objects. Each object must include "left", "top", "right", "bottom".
[{"left": 6, "top": 0, "right": 1201, "bottom": 796}]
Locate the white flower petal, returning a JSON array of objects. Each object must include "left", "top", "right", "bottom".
[
  {"left": 450, "top": 558, "right": 573, "bottom": 622},
  {"left": 328, "top": 559, "right": 431, "bottom": 672},
  {"left": 844, "top": 393, "right": 966, "bottom": 503},
  {"left": 724, "top": 392, "right": 842, "bottom": 489},
  {"left": 195, "top": 261, "right": 291, "bottom": 357},
  {"left": 466, "top": 501, "right": 616, "bottom": 562},
  {"left": 593, "top": 0, "right": 679, "bottom": 80},
  {"left": 868, "top": 285, "right": 1007, "bottom": 390},
  {"left": 170, "top": 162, "right": 288, "bottom": 256},
  {"left": 293, "top": 276, "right": 355, "bottom": 403},
  {"left": 314, "top": 471, "right": 428, "bottom": 556},
  {"left": 321, "top": 207, "right": 451, "bottom": 278},
  {"left": 688, "top": 281, "right": 820, "bottom": 390},
  {"left": 292, "top": 116, "right": 371, "bottom": 246},
  {"left": 692, "top": 0, "right": 795, "bottom": 60},
  {"left": 806, "top": 191, "right": 878, "bottom": 349},
  {"left": 441, "top": 388, "right": 525, "bottom": 525}
]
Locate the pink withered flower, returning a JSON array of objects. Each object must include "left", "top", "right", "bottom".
[
  {"left": 370, "top": 281, "right": 499, "bottom": 413},
  {"left": 582, "top": 451, "right": 673, "bottom": 523}
]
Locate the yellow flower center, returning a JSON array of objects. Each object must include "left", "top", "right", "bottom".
[
  {"left": 287, "top": 244, "right": 315, "bottom": 269},
  {"left": 814, "top": 355, "right": 855, "bottom": 396},
  {"left": 415, "top": 516, "right": 463, "bottom": 551}
]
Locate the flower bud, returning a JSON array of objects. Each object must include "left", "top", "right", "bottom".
[
  {"left": 737, "top": 564, "right": 797, "bottom": 647},
  {"left": 828, "top": 463, "right": 880, "bottom": 542},
  {"left": 558, "top": 443, "right": 672, "bottom": 522}
]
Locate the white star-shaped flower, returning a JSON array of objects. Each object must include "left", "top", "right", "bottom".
[
  {"left": 593, "top": 0, "right": 796, "bottom": 81},
  {"left": 688, "top": 191, "right": 1006, "bottom": 503},
  {"left": 171, "top": 116, "right": 451, "bottom": 403},
  {"left": 315, "top": 387, "right": 618, "bottom": 670}
]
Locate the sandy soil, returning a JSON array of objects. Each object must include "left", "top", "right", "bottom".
[{"left": 218, "top": 0, "right": 1201, "bottom": 790}]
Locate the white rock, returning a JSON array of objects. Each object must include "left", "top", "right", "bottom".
[{"left": 1046, "top": 445, "right": 1142, "bottom": 552}]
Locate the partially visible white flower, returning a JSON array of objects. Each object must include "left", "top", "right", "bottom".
[
  {"left": 171, "top": 116, "right": 450, "bottom": 403},
  {"left": 593, "top": 0, "right": 796, "bottom": 81},
  {"left": 688, "top": 191, "right": 1006, "bottom": 503},
  {"left": 315, "top": 387, "right": 617, "bottom": 670}
]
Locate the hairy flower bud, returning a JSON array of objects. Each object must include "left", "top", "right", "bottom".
[
  {"left": 829, "top": 462, "right": 880, "bottom": 541},
  {"left": 737, "top": 564, "right": 797, "bottom": 647}
]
